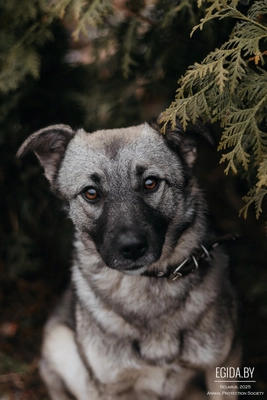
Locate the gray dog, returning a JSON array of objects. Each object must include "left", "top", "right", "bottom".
[{"left": 18, "top": 120, "right": 240, "bottom": 400}]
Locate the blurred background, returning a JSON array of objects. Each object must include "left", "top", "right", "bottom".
[{"left": 0, "top": 1, "right": 267, "bottom": 399}]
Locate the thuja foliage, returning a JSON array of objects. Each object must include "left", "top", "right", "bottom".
[
  {"left": 0, "top": 0, "right": 51, "bottom": 94},
  {"left": 0, "top": 0, "right": 211, "bottom": 130},
  {"left": 2, "top": 0, "right": 267, "bottom": 222},
  {"left": 1, "top": 0, "right": 213, "bottom": 277},
  {"left": 0, "top": 1, "right": 187, "bottom": 94},
  {"left": 52, "top": 0, "right": 267, "bottom": 221},
  {"left": 160, "top": 0, "right": 267, "bottom": 220},
  {"left": 1, "top": 0, "right": 266, "bottom": 278},
  {"left": 2, "top": 3, "right": 267, "bottom": 392}
]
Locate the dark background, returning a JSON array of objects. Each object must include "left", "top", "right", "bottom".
[{"left": 0, "top": 1, "right": 267, "bottom": 398}]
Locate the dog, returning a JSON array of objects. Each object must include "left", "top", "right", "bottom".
[{"left": 17, "top": 119, "right": 241, "bottom": 400}]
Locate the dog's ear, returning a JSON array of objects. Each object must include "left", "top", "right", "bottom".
[
  {"left": 150, "top": 117, "right": 213, "bottom": 167},
  {"left": 17, "top": 124, "right": 75, "bottom": 183}
]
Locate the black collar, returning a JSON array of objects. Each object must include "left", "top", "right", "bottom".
[{"left": 142, "top": 233, "right": 239, "bottom": 281}]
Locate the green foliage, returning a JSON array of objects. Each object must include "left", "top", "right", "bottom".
[
  {"left": 1, "top": 0, "right": 214, "bottom": 279},
  {"left": 0, "top": 0, "right": 113, "bottom": 95},
  {"left": 1, "top": 0, "right": 267, "bottom": 282},
  {"left": 160, "top": 0, "right": 267, "bottom": 220},
  {"left": 0, "top": 352, "right": 29, "bottom": 375},
  {"left": 55, "top": 0, "right": 113, "bottom": 38},
  {"left": 1, "top": 4, "right": 267, "bottom": 396},
  {"left": 0, "top": 0, "right": 205, "bottom": 99},
  {"left": 0, "top": 0, "right": 52, "bottom": 94}
]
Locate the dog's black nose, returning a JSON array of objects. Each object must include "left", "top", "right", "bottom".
[{"left": 118, "top": 233, "right": 147, "bottom": 261}]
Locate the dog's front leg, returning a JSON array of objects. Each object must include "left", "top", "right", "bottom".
[
  {"left": 205, "top": 341, "right": 242, "bottom": 400},
  {"left": 40, "top": 323, "right": 100, "bottom": 400}
]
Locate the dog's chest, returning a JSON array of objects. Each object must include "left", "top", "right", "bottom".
[
  {"left": 76, "top": 318, "right": 189, "bottom": 398},
  {"left": 75, "top": 296, "right": 184, "bottom": 384},
  {"left": 74, "top": 267, "right": 220, "bottom": 395}
]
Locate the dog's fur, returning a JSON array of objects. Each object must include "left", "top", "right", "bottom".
[{"left": 18, "top": 121, "right": 240, "bottom": 400}]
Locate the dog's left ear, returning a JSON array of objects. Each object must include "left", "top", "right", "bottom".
[
  {"left": 17, "top": 124, "right": 75, "bottom": 184},
  {"left": 150, "top": 117, "right": 213, "bottom": 167}
]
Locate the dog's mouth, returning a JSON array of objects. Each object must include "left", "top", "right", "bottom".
[
  {"left": 94, "top": 228, "right": 164, "bottom": 275},
  {"left": 121, "top": 264, "right": 148, "bottom": 276},
  {"left": 99, "top": 248, "right": 161, "bottom": 276},
  {"left": 102, "top": 256, "right": 157, "bottom": 275}
]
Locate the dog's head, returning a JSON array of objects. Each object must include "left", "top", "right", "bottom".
[{"left": 17, "top": 120, "right": 209, "bottom": 275}]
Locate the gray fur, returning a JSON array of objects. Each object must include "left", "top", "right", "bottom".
[{"left": 18, "top": 121, "right": 240, "bottom": 400}]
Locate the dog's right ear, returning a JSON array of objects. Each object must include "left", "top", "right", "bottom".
[
  {"left": 17, "top": 124, "right": 75, "bottom": 184},
  {"left": 150, "top": 116, "right": 213, "bottom": 168}
]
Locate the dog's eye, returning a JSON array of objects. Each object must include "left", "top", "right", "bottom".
[
  {"left": 82, "top": 187, "right": 99, "bottom": 202},
  {"left": 144, "top": 177, "right": 158, "bottom": 192}
]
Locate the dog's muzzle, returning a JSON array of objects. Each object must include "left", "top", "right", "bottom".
[
  {"left": 97, "top": 226, "right": 162, "bottom": 273},
  {"left": 117, "top": 232, "right": 148, "bottom": 263}
]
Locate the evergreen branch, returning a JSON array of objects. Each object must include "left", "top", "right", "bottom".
[
  {"left": 216, "top": 58, "right": 229, "bottom": 93},
  {"left": 161, "top": 82, "right": 213, "bottom": 130},
  {"left": 192, "top": 0, "right": 267, "bottom": 36},
  {"left": 247, "top": 1, "right": 267, "bottom": 23},
  {"left": 238, "top": 69, "right": 267, "bottom": 104},
  {"left": 121, "top": 18, "right": 140, "bottom": 78},
  {"left": 227, "top": 49, "right": 247, "bottom": 94},
  {"left": 162, "top": 1, "right": 267, "bottom": 219},
  {"left": 238, "top": 141, "right": 267, "bottom": 218},
  {"left": 220, "top": 141, "right": 250, "bottom": 174},
  {"left": 181, "top": 53, "right": 232, "bottom": 88},
  {"left": 161, "top": 0, "right": 195, "bottom": 28},
  {"left": 0, "top": 18, "right": 53, "bottom": 93},
  {"left": 251, "top": 124, "right": 267, "bottom": 164},
  {"left": 72, "top": 0, "right": 113, "bottom": 39},
  {"left": 52, "top": 0, "right": 73, "bottom": 19},
  {"left": 218, "top": 96, "right": 267, "bottom": 171},
  {"left": 191, "top": 3, "right": 241, "bottom": 36},
  {"left": 240, "top": 187, "right": 267, "bottom": 219},
  {"left": 209, "top": 87, "right": 235, "bottom": 121},
  {"left": 256, "top": 157, "right": 267, "bottom": 190}
]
